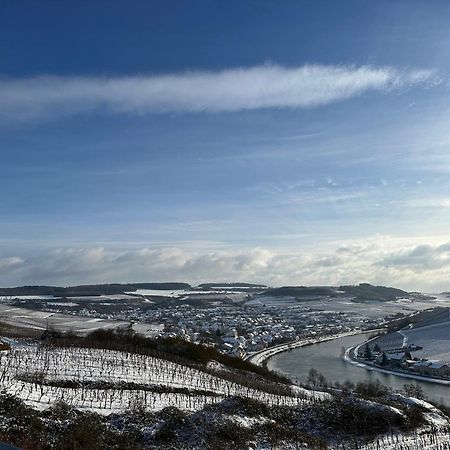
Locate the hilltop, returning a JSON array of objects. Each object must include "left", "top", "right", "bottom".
[
  {"left": 0, "top": 283, "right": 191, "bottom": 297},
  {"left": 0, "top": 282, "right": 410, "bottom": 301},
  {"left": 261, "top": 283, "right": 410, "bottom": 302}
]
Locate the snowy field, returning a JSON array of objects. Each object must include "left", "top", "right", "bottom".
[
  {"left": 127, "top": 289, "right": 190, "bottom": 297},
  {"left": 0, "top": 304, "right": 132, "bottom": 335},
  {"left": 129, "top": 288, "right": 247, "bottom": 298},
  {"left": 0, "top": 295, "right": 57, "bottom": 301},
  {"left": 401, "top": 320, "right": 450, "bottom": 363},
  {"left": 0, "top": 294, "right": 138, "bottom": 302},
  {"left": 286, "top": 294, "right": 450, "bottom": 320},
  {"left": 361, "top": 308, "right": 450, "bottom": 370},
  {"left": 0, "top": 345, "right": 318, "bottom": 414},
  {"left": 246, "top": 295, "right": 299, "bottom": 306}
]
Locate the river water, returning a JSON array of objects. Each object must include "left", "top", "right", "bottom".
[{"left": 267, "top": 334, "right": 450, "bottom": 405}]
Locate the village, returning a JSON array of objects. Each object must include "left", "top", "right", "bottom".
[
  {"left": 146, "top": 303, "right": 376, "bottom": 357},
  {"left": 0, "top": 292, "right": 381, "bottom": 359},
  {"left": 356, "top": 334, "right": 450, "bottom": 379}
]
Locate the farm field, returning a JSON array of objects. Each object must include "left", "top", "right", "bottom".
[
  {"left": 0, "top": 304, "right": 162, "bottom": 337},
  {"left": 401, "top": 319, "right": 450, "bottom": 363}
]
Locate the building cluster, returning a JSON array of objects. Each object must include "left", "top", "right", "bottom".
[
  {"left": 1, "top": 294, "right": 380, "bottom": 359},
  {"left": 146, "top": 303, "right": 377, "bottom": 358},
  {"left": 358, "top": 338, "right": 450, "bottom": 379}
]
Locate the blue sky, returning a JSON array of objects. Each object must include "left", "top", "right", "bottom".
[{"left": 2, "top": 1, "right": 450, "bottom": 290}]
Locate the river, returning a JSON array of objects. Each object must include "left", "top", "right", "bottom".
[{"left": 267, "top": 334, "right": 450, "bottom": 405}]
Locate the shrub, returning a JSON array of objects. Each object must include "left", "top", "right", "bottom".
[
  {"left": 355, "top": 380, "right": 390, "bottom": 399},
  {"left": 402, "top": 383, "right": 424, "bottom": 399},
  {"left": 55, "top": 413, "right": 109, "bottom": 450}
]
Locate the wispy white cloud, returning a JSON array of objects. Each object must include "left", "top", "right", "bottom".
[
  {"left": 0, "top": 64, "right": 436, "bottom": 121},
  {"left": 379, "top": 243, "right": 450, "bottom": 270},
  {"left": 0, "top": 256, "right": 23, "bottom": 271},
  {"left": 2, "top": 236, "right": 450, "bottom": 291}
]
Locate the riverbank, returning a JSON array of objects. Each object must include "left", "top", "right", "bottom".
[
  {"left": 246, "top": 329, "right": 378, "bottom": 367},
  {"left": 344, "top": 346, "right": 450, "bottom": 385},
  {"left": 267, "top": 332, "right": 450, "bottom": 405}
]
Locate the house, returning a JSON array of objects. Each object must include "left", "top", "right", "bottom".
[
  {"left": 376, "top": 351, "right": 410, "bottom": 368},
  {"left": 412, "top": 360, "right": 450, "bottom": 377}
]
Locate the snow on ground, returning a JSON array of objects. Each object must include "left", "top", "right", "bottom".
[
  {"left": 132, "top": 322, "right": 164, "bottom": 336},
  {"left": 359, "top": 431, "right": 450, "bottom": 450},
  {"left": 0, "top": 303, "right": 164, "bottom": 338},
  {"left": 276, "top": 295, "right": 450, "bottom": 321},
  {"left": 403, "top": 397, "right": 450, "bottom": 428},
  {"left": 0, "top": 304, "right": 132, "bottom": 335},
  {"left": 0, "top": 295, "right": 57, "bottom": 300},
  {"left": 401, "top": 320, "right": 450, "bottom": 363},
  {"left": 46, "top": 302, "right": 79, "bottom": 307},
  {"left": 225, "top": 414, "right": 273, "bottom": 428},
  {"left": 128, "top": 289, "right": 244, "bottom": 298},
  {"left": 359, "top": 397, "right": 450, "bottom": 450},
  {"left": 344, "top": 347, "right": 450, "bottom": 385},
  {"left": 0, "top": 346, "right": 314, "bottom": 414},
  {"left": 126, "top": 289, "right": 189, "bottom": 297},
  {"left": 245, "top": 296, "right": 298, "bottom": 306},
  {"left": 68, "top": 294, "right": 138, "bottom": 301}
]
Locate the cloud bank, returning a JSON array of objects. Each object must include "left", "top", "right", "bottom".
[
  {"left": 0, "top": 64, "right": 434, "bottom": 121},
  {"left": 2, "top": 237, "right": 450, "bottom": 292}
]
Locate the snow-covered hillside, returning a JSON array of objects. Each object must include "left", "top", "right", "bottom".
[
  {"left": 401, "top": 319, "right": 450, "bottom": 363},
  {"left": 0, "top": 345, "right": 320, "bottom": 414}
]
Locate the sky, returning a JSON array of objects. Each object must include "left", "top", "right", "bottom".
[{"left": 2, "top": 1, "right": 450, "bottom": 291}]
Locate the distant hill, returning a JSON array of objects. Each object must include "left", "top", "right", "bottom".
[
  {"left": 339, "top": 283, "right": 409, "bottom": 302},
  {"left": 262, "top": 283, "right": 410, "bottom": 302},
  {"left": 261, "top": 286, "right": 336, "bottom": 297},
  {"left": 198, "top": 282, "right": 267, "bottom": 289},
  {"left": 0, "top": 282, "right": 411, "bottom": 302},
  {"left": 0, "top": 282, "right": 191, "bottom": 297}
]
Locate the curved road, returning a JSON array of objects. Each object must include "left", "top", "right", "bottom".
[
  {"left": 344, "top": 346, "right": 450, "bottom": 385},
  {"left": 246, "top": 329, "right": 376, "bottom": 366}
]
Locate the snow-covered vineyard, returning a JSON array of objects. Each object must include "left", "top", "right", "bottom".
[
  {"left": 2, "top": 344, "right": 450, "bottom": 449},
  {"left": 0, "top": 345, "right": 322, "bottom": 414},
  {"left": 331, "top": 433, "right": 450, "bottom": 450},
  {"left": 337, "top": 398, "right": 450, "bottom": 450}
]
